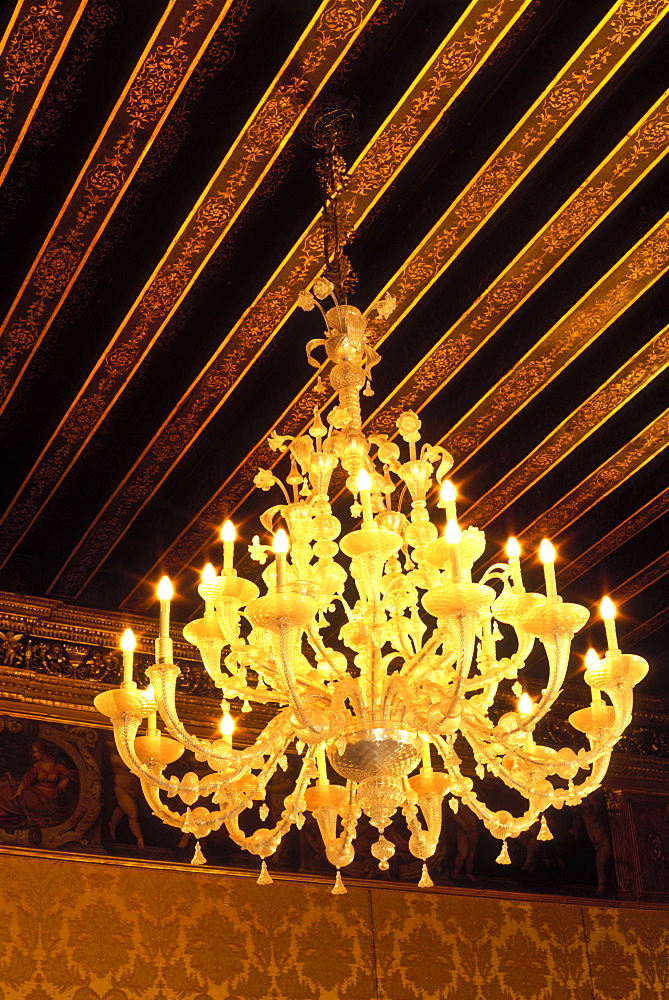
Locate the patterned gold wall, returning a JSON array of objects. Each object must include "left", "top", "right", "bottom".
[{"left": 0, "top": 852, "right": 668, "bottom": 1000}]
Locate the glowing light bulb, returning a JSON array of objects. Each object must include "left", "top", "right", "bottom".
[
  {"left": 538, "top": 539, "right": 557, "bottom": 598},
  {"left": 356, "top": 467, "right": 371, "bottom": 492},
  {"left": 120, "top": 628, "right": 136, "bottom": 652},
  {"left": 518, "top": 692, "right": 533, "bottom": 716},
  {"left": 439, "top": 480, "right": 457, "bottom": 521},
  {"left": 585, "top": 648, "right": 600, "bottom": 670},
  {"left": 221, "top": 520, "right": 235, "bottom": 543},
  {"left": 273, "top": 528, "right": 289, "bottom": 553},
  {"left": 600, "top": 597, "right": 618, "bottom": 650},
  {"left": 120, "top": 628, "right": 135, "bottom": 686},
  {"left": 220, "top": 712, "right": 235, "bottom": 745},
  {"left": 221, "top": 520, "right": 235, "bottom": 572},
  {"left": 201, "top": 562, "right": 216, "bottom": 584},
  {"left": 157, "top": 576, "right": 172, "bottom": 641},
  {"left": 506, "top": 537, "right": 521, "bottom": 560}
]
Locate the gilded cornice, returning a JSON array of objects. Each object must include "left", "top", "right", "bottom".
[{"left": 0, "top": 0, "right": 89, "bottom": 186}]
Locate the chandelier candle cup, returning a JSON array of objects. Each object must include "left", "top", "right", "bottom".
[
  {"left": 539, "top": 540, "right": 557, "bottom": 600},
  {"left": 120, "top": 628, "right": 136, "bottom": 687},
  {"left": 222, "top": 520, "right": 235, "bottom": 572},
  {"left": 600, "top": 597, "right": 619, "bottom": 651}
]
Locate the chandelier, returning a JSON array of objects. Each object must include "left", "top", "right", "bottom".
[{"left": 94, "top": 114, "right": 649, "bottom": 893}]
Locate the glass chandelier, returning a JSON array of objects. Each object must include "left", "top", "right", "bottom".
[{"left": 95, "top": 116, "right": 649, "bottom": 892}]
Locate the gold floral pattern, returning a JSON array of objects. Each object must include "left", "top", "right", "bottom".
[{"left": 1, "top": 852, "right": 667, "bottom": 1000}]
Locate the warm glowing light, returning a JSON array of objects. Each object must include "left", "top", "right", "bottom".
[
  {"left": 506, "top": 536, "right": 521, "bottom": 559},
  {"left": 220, "top": 713, "right": 235, "bottom": 737},
  {"left": 445, "top": 519, "right": 461, "bottom": 544},
  {"left": 120, "top": 628, "right": 136, "bottom": 652},
  {"left": 157, "top": 576, "right": 173, "bottom": 601},
  {"left": 585, "top": 648, "right": 600, "bottom": 670},
  {"left": 539, "top": 539, "right": 555, "bottom": 564},
  {"left": 600, "top": 596, "right": 616, "bottom": 620},
  {"left": 273, "top": 528, "right": 290, "bottom": 554},
  {"left": 144, "top": 683, "right": 155, "bottom": 703},
  {"left": 201, "top": 562, "right": 217, "bottom": 583},
  {"left": 518, "top": 692, "right": 533, "bottom": 716},
  {"left": 221, "top": 520, "right": 235, "bottom": 543},
  {"left": 440, "top": 480, "right": 456, "bottom": 503},
  {"left": 356, "top": 467, "right": 372, "bottom": 492}
]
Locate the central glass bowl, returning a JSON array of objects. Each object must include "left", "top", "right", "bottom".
[{"left": 327, "top": 722, "right": 423, "bottom": 781}]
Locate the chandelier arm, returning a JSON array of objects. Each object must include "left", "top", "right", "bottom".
[
  {"left": 306, "top": 623, "right": 346, "bottom": 678},
  {"left": 432, "top": 615, "right": 477, "bottom": 721},
  {"left": 275, "top": 623, "right": 322, "bottom": 731},
  {"left": 217, "top": 673, "right": 290, "bottom": 705},
  {"left": 461, "top": 790, "right": 542, "bottom": 839},
  {"left": 109, "top": 713, "right": 201, "bottom": 793},
  {"left": 224, "top": 752, "right": 314, "bottom": 855},
  {"left": 329, "top": 675, "right": 365, "bottom": 720},
  {"left": 149, "top": 660, "right": 293, "bottom": 768},
  {"left": 138, "top": 777, "right": 184, "bottom": 828}
]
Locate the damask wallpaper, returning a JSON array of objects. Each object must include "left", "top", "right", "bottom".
[{"left": 0, "top": 852, "right": 668, "bottom": 1000}]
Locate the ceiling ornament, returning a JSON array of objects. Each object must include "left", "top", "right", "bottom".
[{"left": 94, "top": 112, "right": 649, "bottom": 893}]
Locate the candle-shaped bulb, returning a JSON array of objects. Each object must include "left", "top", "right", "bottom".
[
  {"left": 201, "top": 562, "right": 216, "bottom": 584},
  {"left": 157, "top": 576, "right": 173, "bottom": 601},
  {"left": 445, "top": 519, "right": 461, "bottom": 545},
  {"left": 585, "top": 647, "right": 600, "bottom": 670},
  {"left": 356, "top": 467, "right": 371, "bottom": 492},
  {"left": 273, "top": 528, "right": 289, "bottom": 553},
  {"left": 439, "top": 479, "right": 457, "bottom": 521},
  {"left": 221, "top": 520, "right": 235, "bottom": 572},
  {"left": 518, "top": 691, "right": 533, "bottom": 716},
  {"left": 220, "top": 712, "right": 235, "bottom": 745},
  {"left": 539, "top": 539, "right": 555, "bottom": 565},
  {"left": 600, "top": 596, "right": 616, "bottom": 620},
  {"left": 120, "top": 628, "right": 136, "bottom": 652},
  {"left": 539, "top": 539, "right": 557, "bottom": 598},
  {"left": 440, "top": 480, "right": 456, "bottom": 503},
  {"left": 120, "top": 627, "right": 135, "bottom": 686},
  {"left": 506, "top": 536, "right": 521, "bottom": 560},
  {"left": 600, "top": 596, "right": 618, "bottom": 651}
]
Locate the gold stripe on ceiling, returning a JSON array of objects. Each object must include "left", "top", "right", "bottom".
[
  {"left": 559, "top": 485, "right": 669, "bottom": 586},
  {"left": 41, "top": 0, "right": 536, "bottom": 604},
  {"left": 0, "top": 0, "right": 90, "bottom": 186},
  {"left": 462, "top": 322, "right": 669, "bottom": 529},
  {"left": 122, "top": 0, "right": 666, "bottom": 609},
  {"left": 611, "top": 550, "right": 669, "bottom": 606},
  {"left": 0, "top": 0, "right": 388, "bottom": 567},
  {"left": 0, "top": 0, "right": 234, "bottom": 410},
  {"left": 517, "top": 406, "right": 669, "bottom": 547},
  {"left": 367, "top": 88, "right": 669, "bottom": 438},
  {"left": 623, "top": 606, "right": 669, "bottom": 651},
  {"left": 443, "top": 213, "right": 669, "bottom": 464}
]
